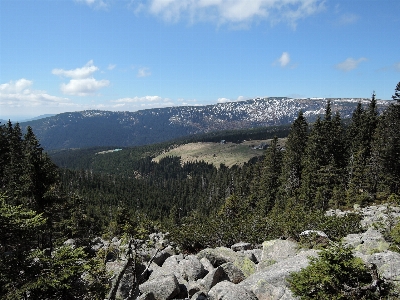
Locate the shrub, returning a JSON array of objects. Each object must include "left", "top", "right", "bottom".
[{"left": 288, "top": 243, "right": 388, "bottom": 299}]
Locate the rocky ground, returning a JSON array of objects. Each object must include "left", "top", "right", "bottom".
[{"left": 81, "top": 204, "right": 400, "bottom": 300}]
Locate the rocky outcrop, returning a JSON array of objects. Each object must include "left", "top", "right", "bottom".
[
  {"left": 239, "top": 249, "right": 319, "bottom": 300},
  {"left": 95, "top": 204, "right": 400, "bottom": 299}
]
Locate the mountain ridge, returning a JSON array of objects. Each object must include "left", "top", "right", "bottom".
[{"left": 19, "top": 97, "right": 392, "bottom": 150}]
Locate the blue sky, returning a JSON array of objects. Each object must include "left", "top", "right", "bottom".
[{"left": 1, "top": 0, "right": 399, "bottom": 120}]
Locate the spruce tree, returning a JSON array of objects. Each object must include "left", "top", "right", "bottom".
[
  {"left": 392, "top": 81, "right": 400, "bottom": 102},
  {"left": 255, "top": 136, "right": 283, "bottom": 214},
  {"left": 278, "top": 111, "right": 308, "bottom": 205}
]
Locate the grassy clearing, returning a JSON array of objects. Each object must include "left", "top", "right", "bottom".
[{"left": 153, "top": 139, "right": 285, "bottom": 168}]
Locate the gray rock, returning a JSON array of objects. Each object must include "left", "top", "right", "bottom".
[
  {"left": 187, "top": 281, "right": 203, "bottom": 298},
  {"left": 197, "top": 247, "right": 256, "bottom": 277},
  {"left": 179, "top": 255, "right": 207, "bottom": 281},
  {"left": 208, "top": 281, "right": 258, "bottom": 300},
  {"left": 358, "top": 250, "right": 400, "bottom": 281},
  {"left": 149, "top": 255, "right": 184, "bottom": 281},
  {"left": 220, "top": 262, "right": 246, "bottom": 284},
  {"left": 257, "top": 239, "right": 298, "bottom": 271},
  {"left": 200, "top": 257, "right": 215, "bottom": 273},
  {"left": 343, "top": 228, "right": 390, "bottom": 255},
  {"left": 137, "top": 292, "right": 156, "bottom": 300},
  {"left": 231, "top": 242, "right": 252, "bottom": 251},
  {"left": 63, "top": 238, "right": 76, "bottom": 247},
  {"left": 200, "top": 266, "right": 228, "bottom": 293},
  {"left": 139, "top": 274, "right": 181, "bottom": 300},
  {"left": 190, "top": 291, "right": 208, "bottom": 300},
  {"left": 240, "top": 249, "right": 318, "bottom": 300}
]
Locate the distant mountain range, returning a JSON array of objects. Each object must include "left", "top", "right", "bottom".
[{"left": 19, "top": 97, "right": 392, "bottom": 150}]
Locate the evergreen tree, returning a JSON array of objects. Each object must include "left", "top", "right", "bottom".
[
  {"left": 347, "top": 92, "right": 380, "bottom": 204},
  {"left": 372, "top": 99, "right": 400, "bottom": 195},
  {"left": 278, "top": 111, "right": 308, "bottom": 205},
  {"left": 392, "top": 81, "right": 400, "bottom": 102},
  {"left": 255, "top": 136, "right": 283, "bottom": 214}
]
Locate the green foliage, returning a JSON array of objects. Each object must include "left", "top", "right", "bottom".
[
  {"left": 389, "top": 221, "right": 400, "bottom": 253},
  {"left": 0, "top": 194, "right": 46, "bottom": 298},
  {"left": 265, "top": 206, "right": 362, "bottom": 242},
  {"left": 288, "top": 243, "right": 377, "bottom": 299},
  {"left": 27, "top": 246, "right": 109, "bottom": 300}
]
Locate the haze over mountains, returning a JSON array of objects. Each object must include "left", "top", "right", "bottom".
[{"left": 17, "top": 97, "right": 392, "bottom": 150}]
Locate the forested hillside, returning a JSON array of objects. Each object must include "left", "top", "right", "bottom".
[
  {"left": 1, "top": 86, "right": 400, "bottom": 298},
  {"left": 20, "top": 97, "right": 391, "bottom": 150}
]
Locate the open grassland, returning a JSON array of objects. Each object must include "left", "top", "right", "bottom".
[{"left": 153, "top": 139, "right": 285, "bottom": 168}]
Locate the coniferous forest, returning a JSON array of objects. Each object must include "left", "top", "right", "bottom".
[{"left": 1, "top": 83, "right": 400, "bottom": 298}]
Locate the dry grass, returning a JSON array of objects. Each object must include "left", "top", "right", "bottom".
[{"left": 152, "top": 139, "right": 285, "bottom": 168}]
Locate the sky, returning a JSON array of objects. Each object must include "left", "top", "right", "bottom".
[{"left": 1, "top": 0, "right": 399, "bottom": 121}]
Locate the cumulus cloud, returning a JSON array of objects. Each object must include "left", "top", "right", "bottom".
[
  {"left": 0, "top": 79, "right": 70, "bottom": 110},
  {"left": 143, "top": 0, "right": 325, "bottom": 28},
  {"left": 278, "top": 52, "right": 290, "bottom": 67},
  {"left": 217, "top": 97, "right": 231, "bottom": 103},
  {"left": 53, "top": 60, "right": 110, "bottom": 96},
  {"left": 52, "top": 60, "right": 99, "bottom": 79},
  {"left": 60, "top": 78, "right": 110, "bottom": 96},
  {"left": 217, "top": 95, "right": 246, "bottom": 103},
  {"left": 137, "top": 67, "right": 151, "bottom": 77},
  {"left": 335, "top": 57, "right": 367, "bottom": 72}
]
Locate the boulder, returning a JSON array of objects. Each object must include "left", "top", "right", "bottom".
[
  {"left": 139, "top": 274, "right": 181, "bottom": 300},
  {"left": 197, "top": 247, "right": 256, "bottom": 277},
  {"left": 190, "top": 291, "right": 208, "bottom": 300},
  {"left": 199, "top": 266, "right": 228, "bottom": 293},
  {"left": 231, "top": 242, "right": 252, "bottom": 251},
  {"left": 208, "top": 281, "right": 258, "bottom": 300},
  {"left": 137, "top": 292, "right": 156, "bottom": 300},
  {"left": 179, "top": 255, "right": 207, "bottom": 281},
  {"left": 358, "top": 250, "right": 400, "bottom": 282},
  {"left": 257, "top": 239, "right": 298, "bottom": 270},
  {"left": 148, "top": 255, "right": 184, "bottom": 281},
  {"left": 200, "top": 257, "right": 215, "bottom": 273},
  {"left": 343, "top": 228, "right": 390, "bottom": 255},
  {"left": 220, "top": 262, "right": 246, "bottom": 284},
  {"left": 239, "top": 249, "right": 318, "bottom": 300}
]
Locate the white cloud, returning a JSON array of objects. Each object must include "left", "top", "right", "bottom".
[
  {"left": 75, "top": 0, "right": 108, "bottom": 9},
  {"left": 278, "top": 52, "right": 290, "bottom": 67},
  {"left": 53, "top": 60, "right": 110, "bottom": 96},
  {"left": 395, "top": 62, "right": 400, "bottom": 71},
  {"left": 112, "top": 96, "right": 163, "bottom": 103},
  {"left": 60, "top": 78, "right": 110, "bottom": 96},
  {"left": 144, "top": 0, "right": 325, "bottom": 28},
  {"left": 337, "top": 13, "right": 359, "bottom": 26},
  {"left": 217, "top": 95, "right": 246, "bottom": 103},
  {"left": 0, "top": 79, "right": 71, "bottom": 110},
  {"left": 52, "top": 60, "right": 99, "bottom": 79},
  {"left": 108, "top": 64, "right": 116, "bottom": 70},
  {"left": 217, "top": 97, "right": 231, "bottom": 103},
  {"left": 335, "top": 57, "right": 367, "bottom": 72},
  {"left": 110, "top": 95, "right": 175, "bottom": 110},
  {"left": 137, "top": 67, "right": 151, "bottom": 77}
]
